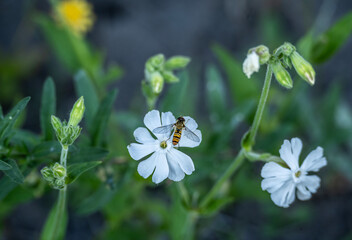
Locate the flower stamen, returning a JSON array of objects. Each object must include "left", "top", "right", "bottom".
[{"left": 160, "top": 141, "right": 168, "bottom": 149}]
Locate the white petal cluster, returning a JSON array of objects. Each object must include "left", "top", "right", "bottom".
[
  {"left": 261, "top": 138, "right": 327, "bottom": 208},
  {"left": 243, "top": 51, "right": 260, "bottom": 78},
  {"left": 127, "top": 110, "right": 202, "bottom": 184}
]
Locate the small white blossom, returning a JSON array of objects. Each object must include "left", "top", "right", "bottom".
[
  {"left": 243, "top": 51, "right": 260, "bottom": 78},
  {"left": 127, "top": 110, "right": 202, "bottom": 184},
  {"left": 261, "top": 138, "right": 327, "bottom": 208}
]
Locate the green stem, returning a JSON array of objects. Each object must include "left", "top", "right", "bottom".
[
  {"left": 177, "top": 182, "right": 190, "bottom": 206},
  {"left": 51, "top": 188, "right": 67, "bottom": 238},
  {"left": 200, "top": 149, "right": 245, "bottom": 208},
  {"left": 199, "top": 64, "right": 273, "bottom": 209},
  {"left": 247, "top": 65, "right": 273, "bottom": 147},
  {"left": 60, "top": 145, "right": 68, "bottom": 168}
]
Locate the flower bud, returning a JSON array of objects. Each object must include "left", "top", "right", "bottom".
[
  {"left": 41, "top": 166, "right": 54, "bottom": 182},
  {"left": 150, "top": 72, "right": 164, "bottom": 94},
  {"left": 53, "top": 178, "right": 66, "bottom": 190},
  {"left": 271, "top": 61, "right": 293, "bottom": 89},
  {"left": 165, "top": 56, "right": 190, "bottom": 70},
  {"left": 280, "top": 42, "right": 296, "bottom": 57},
  {"left": 51, "top": 115, "right": 62, "bottom": 134},
  {"left": 251, "top": 45, "right": 271, "bottom": 64},
  {"left": 290, "top": 51, "right": 315, "bottom": 85},
  {"left": 162, "top": 71, "right": 179, "bottom": 83},
  {"left": 146, "top": 54, "right": 165, "bottom": 72},
  {"left": 243, "top": 52, "right": 260, "bottom": 78},
  {"left": 52, "top": 162, "right": 67, "bottom": 179},
  {"left": 68, "top": 96, "right": 85, "bottom": 127}
]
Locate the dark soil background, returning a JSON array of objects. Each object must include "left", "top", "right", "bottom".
[{"left": 1, "top": 0, "right": 352, "bottom": 239}]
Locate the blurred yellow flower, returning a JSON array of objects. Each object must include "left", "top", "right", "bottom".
[{"left": 56, "top": 0, "right": 94, "bottom": 35}]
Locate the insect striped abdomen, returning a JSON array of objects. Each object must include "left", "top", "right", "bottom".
[{"left": 172, "top": 127, "right": 182, "bottom": 145}]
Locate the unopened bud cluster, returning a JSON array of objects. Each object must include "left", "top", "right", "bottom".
[
  {"left": 142, "top": 54, "right": 190, "bottom": 103},
  {"left": 41, "top": 163, "right": 67, "bottom": 190},
  {"left": 243, "top": 42, "right": 316, "bottom": 89},
  {"left": 52, "top": 96, "right": 85, "bottom": 146}
]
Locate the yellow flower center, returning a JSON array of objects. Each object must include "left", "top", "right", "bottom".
[
  {"left": 160, "top": 141, "right": 168, "bottom": 149},
  {"left": 295, "top": 170, "right": 301, "bottom": 178},
  {"left": 56, "top": 0, "right": 94, "bottom": 35}
]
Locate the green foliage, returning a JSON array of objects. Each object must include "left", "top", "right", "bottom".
[
  {"left": 40, "top": 77, "right": 56, "bottom": 141},
  {"left": 3, "top": 159, "right": 24, "bottom": 184},
  {"left": 310, "top": 11, "right": 352, "bottom": 63},
  {"left": 66, "top": 161, "right": 102, "bottom": 184}
]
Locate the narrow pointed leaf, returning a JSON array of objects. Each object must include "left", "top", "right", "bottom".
[
  {"left": 3, "top": 159, "right": 24, "bottom": 184},
  {"left": 90, "top": 90, "right": 117, "bottom": 146},
  {"left": 0, "top": 97, "right": 30, "bottom": 142},
  {"left": 40, "top": 77, "right": 56, "bottom": 140},
  {"left": 0, "top": 160, "right": 12, "bottom": 170},
  {"left": 66, "top": 161, "right": 102, "bottom": 184},
  {"left": 74, "top": 70, "right": 99, "bottom": 128}
]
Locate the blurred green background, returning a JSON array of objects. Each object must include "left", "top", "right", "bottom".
[{"left": 0, "top": 0, "right": 352, "bottom": 239}]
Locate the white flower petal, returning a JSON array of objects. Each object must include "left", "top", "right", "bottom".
[
  {"left": 301, "top": 147, "right": 327, "bottom": 172},
  {"left": 296, "top": 184, "right": 312, "bottom": 201},
  {"left": 243, "top": 52, "right": 260, "bottom": 78},
  {"left": 178, "top": 129, "right": 202, "bottom": 148},
  {"left": 127, "top": 143, "right": 157, "bottom": 160},
  {"left": 184, "top": 116, "right": 198, "bottom": 131},
  {"left": 301, "top": 175, "right": 321, "bottom": 193},
  {"left": 261, "top": 162, "right": 291, "bottom": 178},
  {"left": 168, "top": 148, "right": 195, "bottom": 175},
  {"left": 162, "top": 112, "right": 176, "bottom": 126},
  {"left": 144, "top": 110, "right": 162, "bottom": 133},
  {"left": 270, "top": 181, "right": 296, "bottom": 208},
  {"left": 167, "top": 154, "right": 185, "bottom": 182},
  {"left": 291, "top": 138, "right": 303, "bottom": 160},
  {"left": 261, "top": 177, "right": 290, "bottom": 193},
  {"left": 137, "top": 152, "right": 157, "bottom": 178},
  {"left": 279, "top": 139, "right": 299, "bottom": 171},
  {"left": 152, "top": 153, "right": 169, "bottom": 184},
  {"left": 134, "top": 127, "right": 156, "bottom": 144}
]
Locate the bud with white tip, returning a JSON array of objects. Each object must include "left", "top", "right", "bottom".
[{"left": 290, "top": 51, "right": 315, "bottom": 85}]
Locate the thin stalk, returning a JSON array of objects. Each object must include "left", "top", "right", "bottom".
[
  {"left": 200, "top": 149, "right": 245, "bottom": 208},
  {"left": 177, "top": 181, "right": 190, "bottom": 206},
  {"left": 199, "top": 64, "right": 273, "bottom": 209},
  {"left": 51, "top": 188, "right": 67, "bottom": 239},
  {"left": 60, "top": 145, "right": 68, "bottom": 167},
  {"left": 247, "top": 65, "right": 273, "bottom": 147}
]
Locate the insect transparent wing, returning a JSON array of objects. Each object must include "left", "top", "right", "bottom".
[
  {"left": 183, "top": 127, "right": 200, "bottom": 142},
  {"left": 152, "top": 124, "right": 174, "bottom": 134}
]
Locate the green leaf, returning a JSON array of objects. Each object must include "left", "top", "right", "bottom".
[
  {"left": 40, "top": 77, "right": 56, "bottom": 140},
  {"left": 0, "top": 96, "right": 30, "bottom": 142},
  {"left": 205, "top": 65, "right": 227, "bottom": 120},
  {"left": 0, "top": 176, "right": 18, "bottom": 200},
  {"left": 212, "top": 44, "right": 259, "bottom": 104},
  {"left": 0, "top": 159, "right": 12, "bottom": 170},
  {"left": 311, "top": 11, "right": 352, "bottom": 63},
  {"left": 74, "top": 70, "right": 99, "bottom": 128},
  {"left": 70, "top": 147, "right": 108, "bottom": 162},
  {"left": 32, "top": 141, "right": 61, "bottom": 158},
  {"left": 90, "top": 90, "right": 117, "bottom": 146},
  {"left": 3, "top": 159, "right": 24, "bottom": 184},
  {"left": 66, "top": 161, "right": 102, "bottom": 184},
  {"left": 41, "top": 191, "right": 68, "bottom": 240},
  {"left": 0, "top": 105, "right": 3, "bottom": 119}
]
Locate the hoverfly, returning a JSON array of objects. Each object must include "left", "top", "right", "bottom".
[{"left": 152, "top": 116, "right": 200, "bottom": 145}]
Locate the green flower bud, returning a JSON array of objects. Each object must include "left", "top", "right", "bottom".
[
  {"left": 290, "top": 51, "right": 315, "bottom": 85},
  {"left": 150, "top": 72, "right": 164, "bottom": 94},
  {"left": 162, "top": 71, "right": 179, "bottom": 83},
  {"left": 53, "top": 178, "right": 66, "bottom": 190},
  {"left": 250, "top": 45, "right": 271, "bottom": 64},
  {"left": 68, "top": 96, "right": 85, "bottom": 127},
  {"left": 271, "top": 61, "right": 293, "bottom": 89},
  {"left": 146, "top": 54, "right": 165, "bottom": 72},
  {"left": 41, "top": 166, "right": 55, "bottom": 182},
  {"left": 52, "top": 162, "right": 67, "bottom": 179},
  {"left": 165, "top": 56, "right": 190, "bottom": 70},
  {"left": 280, "top": 42, "right": 296, "bottom": 57},
  {"left": 51, "top": 115, "right": 62, "bottom": 135}
]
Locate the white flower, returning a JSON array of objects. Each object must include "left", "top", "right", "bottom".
[
  {"left": 261, "top": 138, "right": 327, "bottom": 208},
  {"left": 243, "top": 51, "right": 260, "bottom": 78},
  {"left": 127, "top": 110, "right": 202, "bottom": 184}
]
